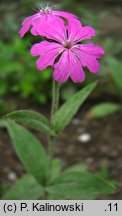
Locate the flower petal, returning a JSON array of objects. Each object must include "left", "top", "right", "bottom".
[
  {"left": 37, "top": 15, "right": 67, "bottom": 43},
  {"left": 67, "top": 19, "right": 96, "bottom": 44},
  {"left": 69, "top": 52, "right": 86, "bottom": 83},
  {"left": 67, "top": 18, "right": 83, "bottom": 44},
  {"left": 77, "top": 26, "right": 96, "bottom": 42},
  {"left": 79, "top": 42, "right": 105, "bottom": 58},
  {"left": 19, "top": 13, "right": 40, "bottom": 38},
  {"left": 72, "top": 45, "right": 101, "bottom": 73},
  {"left": 30, "top": 41, "right": 64, "bottom": 71},
  {"left": 54, "top": 50, "right": 85, "bottom": 83},
  {"left": 53, "top": 10, "right": 78, "bottom": 21},
  {"left": 54, "top": 51, "right": 70, "bottom": 82},
  {"left": 30, "top": 17, "right": 42, "bottom": 36}
]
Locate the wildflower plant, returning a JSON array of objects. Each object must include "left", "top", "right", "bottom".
[{"left": 1, "top": 5, "right": 116, "bottom": 200}]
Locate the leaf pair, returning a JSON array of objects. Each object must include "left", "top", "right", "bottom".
[
  {"left": 2, "top": 167, "right": 116, "bottom": 200},
  {"left": 7, "top": 82, "right": 98, "bottom": 135}
]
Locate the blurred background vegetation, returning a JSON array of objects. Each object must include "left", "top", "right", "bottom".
[{"left": 0, "top": 0, "right": 122, "bottom": 199}]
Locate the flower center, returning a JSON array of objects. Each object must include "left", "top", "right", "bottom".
[
  {"left": 39, "top": 5, "right": 52, "bottom": 14},
  {"left": 64, "top": 41, "right": 72, "bottom": 49}
]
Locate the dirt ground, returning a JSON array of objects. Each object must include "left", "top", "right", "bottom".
[{"left": 0, "top": 95, "right": 122, "bottom": 199}]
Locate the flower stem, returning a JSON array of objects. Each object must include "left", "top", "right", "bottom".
[
  {"left": 51, "top": 80, "right": 60, "bottom": 124},
  {"left": 47, "top": 80, "right": 60, "bottom": 183}
]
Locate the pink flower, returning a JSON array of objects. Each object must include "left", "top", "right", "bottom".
[
  {"left": 30, "top": 18, "right": 105, "bottom": 83},
  {"left": 19, "top": 6, "right": 77, "bottom": 38}
]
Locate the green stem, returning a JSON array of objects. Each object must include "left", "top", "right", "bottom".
[
  {"left": 47, "top": 80, "right": 60, "bottom": 183},
  {"left": 51, "top": 80, "right": 60, "bottom": 124}
]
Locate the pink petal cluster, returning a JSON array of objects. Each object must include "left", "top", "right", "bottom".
[
  {"left": 19, "top": 6, "right": 77, "bottom": 38},
  {"left": 19, "top": 7, "right": 105, "bottom": 83}
]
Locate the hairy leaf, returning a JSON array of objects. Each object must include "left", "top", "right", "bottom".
[
  {"left": 54, "top": 82, "right": 97, "bottom": 134},
  {"left": 7, "top": 110, "right": 55, "bottom": 136},
  {"left": 6, "top": 120, "right": 48, "bottom": 185},
  {"left": 2, "top": 174, "right": 44, "bottom": 200}
]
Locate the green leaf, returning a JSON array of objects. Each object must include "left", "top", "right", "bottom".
[
  {"left": 7, "top": 110, "right": 55, "bottom": 136},
  {"left": 47, "top": 171, "right": 116, "bottom": 199},
  {"left": 64, "top": 163, "right": 88, "bottom": 173},
  {"left": 88, "top": 103, "right": 121, "bottom": 118},
  {"left": 51, "top": 159, "right": 62, "bottom": 181},
  {"left": 2, "top": 174, "right": 45, "bottom": 200},
  {"left": 54, "top": 82, "right": 97, "bottom": 134},
  {"left": 6, "top": 120, "right": 48, "bottom": 185}
]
